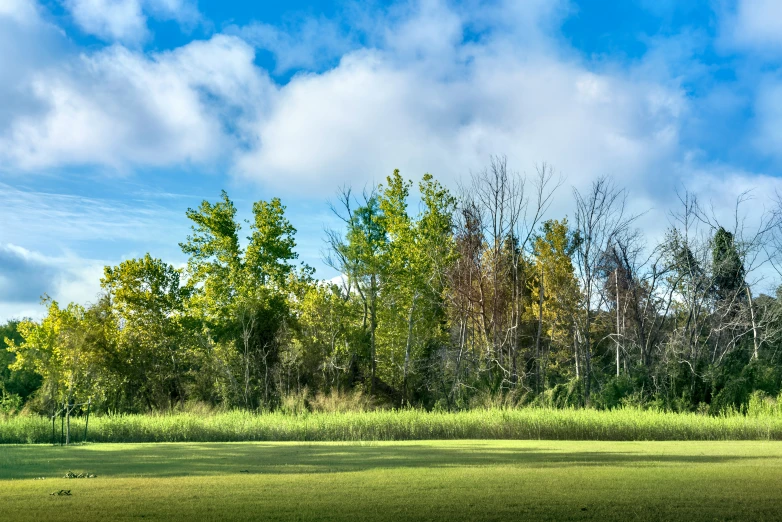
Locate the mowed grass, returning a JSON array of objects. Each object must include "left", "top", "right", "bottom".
[{"left": 1, "top": 441, "right": 782, "bottom": 521}]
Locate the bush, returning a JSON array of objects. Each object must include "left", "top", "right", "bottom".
[
  {"left": 308, "top": 389, "right": 376, "bottom": 413},
  {"left": 747, "top": 391, "right": 782, "bottom": 417},
  {"left": 595, "top": 376, "right": 636, "bottom": 409},
  {"left": 468, "top": 388, "right": 528, "bottom": 410},
  {"left": 536, "top": 379, "right": 583, "bottom": 408},
  {"left": 0, "top": 389, "right": 23, "bottom": 415},
  {"left": 280, "top": 388, "right": 309, "bottom": 415}
]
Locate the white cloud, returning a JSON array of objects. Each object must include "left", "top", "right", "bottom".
[
  {"left": 0, "top": 0, "right": 689, "bottom": 201},
  {"left": 683, "top": 165, "right": 782, "bottom": 288},
  {"left": 2, "top": 0, "right": 782, "bottom": 312},
  {"left": 0, "top": 244, "right": 58, "bottom": 302},
  {"left": 720, "top": 0, "right": 782, "bottom": 52},
  {"left": 0, "top": 0, "right": 40, "bottom": 24},
  {"left": 0, "top": 0, "right": 776, "bottom": 220},
  {"left": 0, "top": 243, "right": 105, "bottom": 321},
  {"left": 684, "top": 167, "right": 782, "bottom": 221},
  {"left": 63, "top": 0, "right": 200, "bottom": 45},
  {"left": 754, "top": 80, "right": 782, "bottom": 159},
  {"left": 235, "top": 9, "right": 685, "bottom": 196},
  {"left": 0, "top": 0, "right": 69, "bottom": 127},
  {"left": 0, "top": 182, "right": 203, "bottom": 321},
  {"left": 0, "top": 34, "right": 269, "bottom": 171},
  {"left": 234, "top": 17, "right": 355, "bottom": 74},
  {"left": 65, "top": 0, "right": 147, "bottom": 44},
  {"left": 713, "top": 1, "right": 782, "bottom": 170}
]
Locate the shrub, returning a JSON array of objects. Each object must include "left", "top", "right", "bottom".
[{"left": 309, "top": 389, "right": 376, "bottom": 413}]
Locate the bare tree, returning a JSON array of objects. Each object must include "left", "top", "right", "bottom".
[
  {"left": 572, "top": 176, "right": 636, "bottom": 404},
  {"left": 448, "top": 156, "right": 561, "bottom": 393}
]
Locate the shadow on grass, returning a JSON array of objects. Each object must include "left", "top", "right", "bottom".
[{"left": 1, "top": 442, "right": 775, "bottom": 480}]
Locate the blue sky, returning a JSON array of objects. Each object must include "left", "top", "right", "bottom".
[{"left": 2, "top": 0, "right": 782, "bottom": 320}]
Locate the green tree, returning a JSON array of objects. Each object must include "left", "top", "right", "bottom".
[
  {"left": 7, "top": 299, "right": 101, "bottom": 413},
  {"left": 101, "top": 254, "right": 191, "bottom": 410},
  {"left": 246, "top": 198, "right": 298, "bottom": 288},
  {"left": 328, "top": 190, "right": 388, "bottom": 394},
  {"left": 378, "top": 170, "right": 456, "bottom": 402},
  {"left": 712, "top": 227, "right": 745, "bottom": 302},
  {"left": 0, "top": 320, "right": 40, "bottom": 412},
  {"left": 180, "top": 191, "right": 298, "bottom": 408},
  {"left": 530, "top": 219, "right": 580, "bottom": 387},
  {"left": 292, "top": 281, "right": 363, "bottom": 392}
]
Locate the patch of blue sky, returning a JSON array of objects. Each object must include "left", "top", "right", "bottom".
[{"left": 2, "top": 0, "right": 782, "bottom": 319}]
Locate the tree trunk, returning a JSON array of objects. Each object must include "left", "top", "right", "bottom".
[
  {"left": 746, "top": 285, "right": 759, "bottom": 360},
  {"left": 574, "top": 326, "right": 580, "bottom": 379},
  {"left": 583, "top": 308, "right": 592, "bottom": 406},
  {"left": 615, "top": 269, "right": 621, "bottom": 378},
  {"left": 65, "top": 401, "right": 71, "bottom": 445},
  {"left": 264, "top": 350, "right": 270, "bottom": 406},
  {"left": 369, "top": 274, "right": 377, "bottom": 394},
  {"left": 535, "top": 270, "right": 544, "bottom": 393},
  {"left": 403, "top": 295, "right": 417, "bottom": 405}
]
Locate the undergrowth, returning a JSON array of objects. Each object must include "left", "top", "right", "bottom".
[{"left": 4, "top": 406, "right": 782, "bottom": 443}]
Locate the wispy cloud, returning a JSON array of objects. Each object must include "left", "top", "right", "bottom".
[
  {"left": 230, "top": 16, "right": 357, "bottom": 75},
  {"left": 0, "top": 182, "right": 199, "bottom": 320},
  {"left": 62, "top": 0, "right": 201, "bottom": 45},
  {"left": 0, "top": 182, "right": 187, "bottom": 246}
]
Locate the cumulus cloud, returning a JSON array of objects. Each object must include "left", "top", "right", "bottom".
[
  {"left": 720, "top": 0, "right": 782, "bottom": 53},
  {"left": 713, "top": 1, "right": 782, "bottom": 169},
  {"left": 0, "top": 34, "right": 270, "bottom": 171},
  {"left": 63, "top": 0, "right": 200, "bottom": 45},
  {"left": 0, "top": 1, "right": 69, "bottom": 134},
  {"left": 65, "top": 0, "right": 147, "bottom": 44},
  {"left": 232, "top": 17, "right": 356, "bottom": 75},
  {"left": 234, "top": 1, "right": 684, "bottom": 196},
  {"left": 0, "top": 0, "right": 40, "bottom": 24},
  {"left": 0, "top": 0, "right": 692, "bottom": 206},
  {"left": 3, "top": 0, "right": 782, "bottom": 315},
  {"left": 0, "top": 0, "right": 751, "bottom": 216},
  {"left": 0, "top": 0, "right": 777, "bottom": 214}
]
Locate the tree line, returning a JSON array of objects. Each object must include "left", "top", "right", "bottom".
[{"left": 4, "top": 158, "right": 782, "bottom": 415}]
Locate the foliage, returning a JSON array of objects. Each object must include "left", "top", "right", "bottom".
[
  {"left": 0, "top": 320, "right": 40, "bottom": 413},
  {"left": 6, "top": 299, "right": 103, "bottom": 411},
  {"left": 3, "top": 166, "right": 782, "bottom": 416}
]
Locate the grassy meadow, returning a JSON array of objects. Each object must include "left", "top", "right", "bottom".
[
  {"left": 1, "top": 440, "right": 781, "bottom": 521},
  {"left": 4, "top": 409, "right": 782, "bottom": 520},
  {"left": 4, "top": 407, "right": 782, "bottom": 444}
]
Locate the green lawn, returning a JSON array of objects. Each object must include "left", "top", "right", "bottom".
[{"left": 2, "top": 441, "right": 782, "bottom": 521}]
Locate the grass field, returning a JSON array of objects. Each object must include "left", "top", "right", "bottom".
[
  {"left": 4, "top": 407, "right": 782, "bottom": 443},
  {"left": 2, "top": 440, "right": 782, "bottom": 521}
]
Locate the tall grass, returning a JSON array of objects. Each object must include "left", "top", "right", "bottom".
[{"left": 3, "top": 407, "right": 782, "bottom": 443}]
